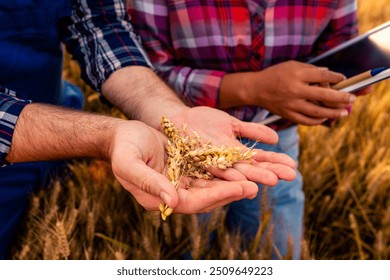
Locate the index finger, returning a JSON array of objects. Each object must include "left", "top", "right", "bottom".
[
  {"left": 303, "top": 68, "right": 346, "bottom": 84},
  {"left": 305, "top": 87, "right": 357, "bottom": 104},
  {"left": 252, "top": 149, "right": 296, "bottom": 168}
]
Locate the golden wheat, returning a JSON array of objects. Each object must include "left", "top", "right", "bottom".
[{"left": 159, "top": 116, "right": 256, "bottom": 220}]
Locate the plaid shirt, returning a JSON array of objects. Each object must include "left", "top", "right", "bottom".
[
  {"left": 128, "top": 0, "right": 358, "bottom": 124},
  {"left": 0, "top": 0, "right": 151, "bottom": 164},
  {"left": 63, "top": 0, "right": 152, "bottom": 91},
  {"left": 0, "top": 87, "right": 31, "bottom": 165}
]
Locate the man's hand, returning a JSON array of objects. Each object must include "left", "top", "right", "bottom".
[
  {"left": 8, "top": 103, "right": 259, "bottom": 214},
  {"left": 102, "top": 67, "right": 296, "bottom": 186},
  {"left": 109, "top": 120, "right": 259, "bottom": 213},
  {"left": 169, "top": 106, "right": 297, "bottom": 185}
]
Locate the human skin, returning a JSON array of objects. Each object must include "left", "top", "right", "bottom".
[
  {"left": 6, "top": 103, "right": 261, "bottom": 213},
  {"left": 6, "top": 66, "right": 296, "bottom": 213},
  {"left": 219, "top": 60, "right": 358, "bottom": 125},
  {"left": 102, "top": 66, "right": 297, "bottom": 185}
]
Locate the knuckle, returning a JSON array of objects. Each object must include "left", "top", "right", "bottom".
[
  {"left": 290, "top": 86, "right": 302, "bottom": 97},
  {"left": 329, "top": 109, "right": 339, "bottom": 118},
  {"left": 311, "top": 108, "right": 322, "bottom": 118},
  {"left": 323, "top": 71, "right": 333, "bottom": 81},
  {"left": 138, "top": 176, "right": 153, "bottom": 194},
  {"left": 319, "top": 89, "right": 332, "bottom": 102},
  {"left": 343, "top": 94, "right": 352, "bottom": 103}
]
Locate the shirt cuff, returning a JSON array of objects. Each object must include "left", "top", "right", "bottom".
[
  {"left": 94, "top": 38, "right": 153, "bottom": 91},
  {"left": 0, "top": 90, "right": 31, "bottom": 166},
  {"left": 169, "top": 68, "right": 225, "bottom": 108}
]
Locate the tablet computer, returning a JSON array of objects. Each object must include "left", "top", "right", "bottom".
[
  {"left": 260, "top": 22, "right": 390, "bottom": 125},
  {"left": 309, "top": 21, "right": 390, "bottom": 78}
]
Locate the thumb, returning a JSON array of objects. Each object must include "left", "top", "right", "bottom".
[{"left": 125, "top": 161, "right": 179, "bottom": 209}]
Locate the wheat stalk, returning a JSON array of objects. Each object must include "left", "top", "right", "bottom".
[{"left": 159, "top": 116, "right": 256, "bottom": 220}]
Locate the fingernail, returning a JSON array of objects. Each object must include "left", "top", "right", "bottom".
[
  {"left": 340, "top": 110, "right": 349, "bottom": 117},
  {"left": 160, "top": 191, "right": 172, "bottom": 206},
  {"left": 349, "top": 95, "right": 357, "bottom": 103}
]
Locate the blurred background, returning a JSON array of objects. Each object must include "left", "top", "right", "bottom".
[{"left": 11, "top": 0, "right": 390, "bottom": 260}]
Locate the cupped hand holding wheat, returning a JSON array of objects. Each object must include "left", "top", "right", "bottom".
[
  {"left": 168, "top": 106, "right": 296, "bottom": 185},
  {"left": 109, "top": 120, "right": 259, "bottom": 216},
  {"left": 159, "top": 115, "right": 296, "bottom": 220}
]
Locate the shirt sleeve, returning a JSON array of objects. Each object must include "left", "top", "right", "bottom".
[
  {"left": 313, "top": 0, "right": 359, "bottom": 55},
  {"left": 128, "top": 0, "right": 225, "bottom": 108},
  {"left": 60, "top": 0, "right": 153, "bottom": 92},
  {"left": 0, "top": 87, "right": 31, "bottom": 166}
]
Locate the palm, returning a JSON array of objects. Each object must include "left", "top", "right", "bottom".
[
  {"left": 171, "top": 106, "right": 278, "bottom": 146},
  {"left": 109, "top": 120, "right": 260, "bottom": 214},
  {"left": 170, "top": 106, "right": 297, "bottom": 185},
  {"left": 110, "top": 121, "right": 169, "bottom": 210}
]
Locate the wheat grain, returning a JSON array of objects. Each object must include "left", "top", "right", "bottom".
[
  {"left": 43, "top": 233, "right": 57, "bottom": 260},
  {"left": 56, "top": 221, "right": 71, "bottom": 259}
]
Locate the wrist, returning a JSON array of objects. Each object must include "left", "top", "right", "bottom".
[
  {"left": 95, "top": 118, "right": 124, "bottom": 162},
  {"left": 102, "top": 66, "right": 187, "bottom": 129},
  {"left": 240, "top": 72, "right": 257, "bottom": 106},
  {"left": 219, "top": 72, "right": 256, "bottom": 108}
]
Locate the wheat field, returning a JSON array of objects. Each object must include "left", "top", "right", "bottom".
[{"left": 10, "top": 0, "right": 390, "bottom": 260}]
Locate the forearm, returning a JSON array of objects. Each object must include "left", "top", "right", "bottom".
[
  {"left": 101, "top": 66, "right": 188, "bottom": 129},
  {"left": 6, "top": 103, "right": 122, "bottom": 163}
]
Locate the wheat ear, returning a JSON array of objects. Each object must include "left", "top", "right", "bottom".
[{"left": 159, "top": 116, "right": 256, "bottom": 220}]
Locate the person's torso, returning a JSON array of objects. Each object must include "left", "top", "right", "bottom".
[
  {"left": 130, "top": 0, "right": 356, "bottom": 123},
  {"left": 0, "top": 0, "right": 71, "bottom": 104},
  {"left": 157, "top": 0, "right": 339, "bottom": 72}
]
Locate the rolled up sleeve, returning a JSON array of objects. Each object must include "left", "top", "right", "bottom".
[
  {"left": 0, "top": 87, "right": 31, "bottom": 166},
  {"left": 61, "top": 0, "right": 153, "bottom": 92}
]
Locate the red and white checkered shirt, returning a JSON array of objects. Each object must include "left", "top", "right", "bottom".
[{"left": 128, "top": 0, "right": 358, "bottom": 126}]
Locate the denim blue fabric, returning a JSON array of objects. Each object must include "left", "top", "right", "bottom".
[
  {"left": 0, "top": 161, "right": 65, "bottom": 259},
  {"left": 0, "top": 0, "right": 76, "bottom": 259},
  {"left": 0, "top": 81, "right": 84, "bottom": 259},
  {"left": 198, "top": 126, "right": 304, "bottom": 259},
  {"left": 61, "top": 80, "right": 85, "bottom": 109},
  {"left": 0, "top": 0, "right": 71, "bottom": 104}
]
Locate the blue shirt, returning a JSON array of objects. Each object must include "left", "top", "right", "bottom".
[{"left": 0, "top": 0, "right": 152, "bottom": 165}]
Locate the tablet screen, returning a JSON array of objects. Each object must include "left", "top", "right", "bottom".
[{"left": 309, "top": 22, "right": 390, "bottom": 77}]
